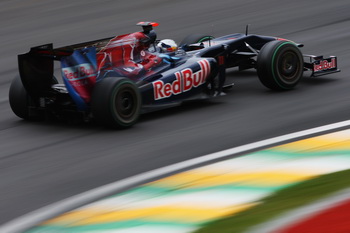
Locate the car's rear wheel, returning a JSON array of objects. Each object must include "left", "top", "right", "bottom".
[
  {"left": 257, "top": 40, "right": 304, "bottom": 90},
  {"left": 91, "top": 77, "right": 141, "bottom": 129},
  {"left": 9, "top": 76, "right": 34, "bottom": 119}
]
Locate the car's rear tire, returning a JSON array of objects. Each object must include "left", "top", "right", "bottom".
[
  {"left": 9, "top": 76, "right": 33, "bottom": 119},
  {"left": 91, "top": 77, "right": 141, "bottom": 129},
  {"left": 257, "top": 40, "right": 304, "bottom": 90},
  {"left": 180, "top": 34, "right": 214, "bottom": 47}
]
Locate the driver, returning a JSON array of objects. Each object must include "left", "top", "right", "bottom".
[{"left": 157, "top": 39, "right": 178, "bottom": 53}]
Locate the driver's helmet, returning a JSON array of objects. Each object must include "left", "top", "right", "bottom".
[{"left": 157, "top": 39, "right": 178, "bottom": 52}]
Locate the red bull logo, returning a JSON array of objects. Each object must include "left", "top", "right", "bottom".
[
  {"left": 313, "top": 58, "right": 336, "bottom": 72},
  {"left": 62, "top": 63, "right": 96, "bottom": 103},
  {"left": 62, "top": 63, "right": 95, "bottom": 83},
  {"left": 153, "top": 59, "right": 211, "bottom": 100}
]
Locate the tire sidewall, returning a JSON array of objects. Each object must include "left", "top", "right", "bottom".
[
  {"left": 272, "top": 42, "right": 303, "bottom": 88},
  {"left": 9, "top": 76, "right": 30, "bottom": 119},
  {"left": 110, "top": 80, "right": 141, "bottom": 127},
  {"left": 257, "top": 41, "right": 303, "bottom": 90},
  {"left": 91, "top": 77, "right": 141, "bottom": 129}
]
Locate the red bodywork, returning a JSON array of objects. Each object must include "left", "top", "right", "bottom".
[{"left": 96, "top": 32, "right": 162, "bottom": 78}]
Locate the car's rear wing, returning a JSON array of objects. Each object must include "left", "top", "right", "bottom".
[
  {"left": 17, "top": 37, "right": 113, "bottom": 99},
  {"left": 304, "top": 55, "right": 340, "bottom": 77},
  {"left": 18, "top": 44, "right": 60, "bottom": 98},
  {"left": 24, "top": 43, "right": 74, "bottom": 60},
  {"left": 22, "top": 35, "right": 115, "bottom": 59}
]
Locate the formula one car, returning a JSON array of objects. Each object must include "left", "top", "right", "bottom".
[{"left": 9, "top": 22, "right": 340, "bottom": 128}]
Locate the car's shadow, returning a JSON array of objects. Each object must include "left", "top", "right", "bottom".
[
  {"left": 7, "top": 98, "right": 225, "bottom": 131},
  {"left": 140, "top": 99, "right": 224, "bottom": 123},
  {"left": 226, "top": 68, "right": 339, "bottom": 90}
]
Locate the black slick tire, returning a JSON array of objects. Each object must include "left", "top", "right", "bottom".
[
  {"left": 257, "top": 40, "right": 304, "bottom": 90},
  {"left": 9, "top": 76, "right": 32, "bottom": 119},
  {"left": 91, "top": 77, "right": 141, "bottom": 129}
]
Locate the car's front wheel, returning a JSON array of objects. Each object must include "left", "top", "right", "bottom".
[{"left": 257, "top": 40, "right": 304, "bottom": 90}]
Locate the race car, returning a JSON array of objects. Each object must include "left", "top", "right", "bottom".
[{"left": 9, "top": 22, "right": 340, "bottom": 128}]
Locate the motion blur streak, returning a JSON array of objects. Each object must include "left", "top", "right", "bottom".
[
  {"left": 0, "top": 0, "right": 349, "bottom": 230},
  {"left": 25, "top": 129, "right": 350, "bottom": 232}
]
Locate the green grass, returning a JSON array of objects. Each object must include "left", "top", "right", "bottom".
[{"left": 195, "top": 169, "right": 350, "bottom": 233}]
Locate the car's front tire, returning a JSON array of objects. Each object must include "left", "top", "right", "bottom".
[{"left": 257, "top": 40, "right": 304, "bottom": 90}]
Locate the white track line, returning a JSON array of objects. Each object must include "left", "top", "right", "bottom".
[{"left": 1, "top": 120, "right": 350, "bottom": 233}]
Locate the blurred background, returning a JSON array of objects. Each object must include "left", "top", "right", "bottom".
[{"left": 0, "top": 0, "right": 349, "bottom": 227}]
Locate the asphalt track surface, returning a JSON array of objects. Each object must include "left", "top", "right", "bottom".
[{"left": 0, "top": 0, "right": 349, "bottom": 226}]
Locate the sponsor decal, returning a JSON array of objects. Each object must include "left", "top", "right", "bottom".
[
  {"left": 60, "top": 48, "right": 97, "bottom": 110},
  {"left": 153, "top": 59, "right": 211, "bottom": 100},
  {"left": 313, "top": 58, "right": 337, "bottom": 72},
  {"left": 62, "top": 63, "right": 95, "bottom": 83}
]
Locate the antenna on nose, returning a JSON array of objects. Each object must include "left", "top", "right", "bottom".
[{"left": 245, "top": 24, "right": 250, "bottom": 36}]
